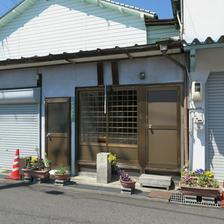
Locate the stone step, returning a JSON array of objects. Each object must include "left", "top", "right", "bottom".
[{"left": 139, "top": 174, "right": 172, "bottom": 190}]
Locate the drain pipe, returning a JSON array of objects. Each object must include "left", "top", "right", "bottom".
[{"left": 160, "top": 45, "right": 189, "bottom": 167}]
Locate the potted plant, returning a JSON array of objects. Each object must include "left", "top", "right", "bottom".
[
  {"left": 22, "top": 155, "right": 51, "bottom": 182},
  {"left": 108, "top": 152, "right": 118, "bottom": 175},
  {"left": 31, "top": 156, "right": 50, "bottom": 181},
  {"left": 180, "top": 168, "right": 221, "bottom": 198},
  {"left": 21, "top": 156, "right": 33, "bottom": 182},
  {"left": 120, "top": 170, "right": 136, "bottom": 189},
  {"left": 54, "top": 166, "right": 70, "bottom": 182}
]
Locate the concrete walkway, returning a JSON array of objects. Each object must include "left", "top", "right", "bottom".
[
  {"left": 0, "top": 169, "right": 175, "bottom": 201},
  {"left": 1, "top": 171, "right": 224, "bottom": 208},
  {"left": 72, "top": 173, "right": 176, "bottom": 196}
]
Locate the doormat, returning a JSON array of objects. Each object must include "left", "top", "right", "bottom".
[{"left": 148, "top": 190, "right": 172, "bottom": 201}]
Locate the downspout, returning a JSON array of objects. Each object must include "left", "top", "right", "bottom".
[
  {"left": 180, "top": 0, "right": 184, "bottom": 39},
  {"left": 176, "top": 13, "right": 183, "bottom": 40},
  {"left": 176, "top": 0, "right": 184, "bottom": 40},
  {"left": 36, "top": 72, "right": 42, "bottom": 159}
]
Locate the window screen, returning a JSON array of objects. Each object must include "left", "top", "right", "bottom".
[{"left": 79, "top": 88, "right": 137, "bottom": 145}]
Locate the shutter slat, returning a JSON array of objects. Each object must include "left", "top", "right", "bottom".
[
  {"left": 0, "top": 104, "right": 40, "bottom": 169},
  {"left": 207, "top": 73, "right": 224, "bottom": 180}
]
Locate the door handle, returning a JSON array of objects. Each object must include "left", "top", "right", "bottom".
[
  {"left": 47, "top": 133, "right": 52, "bottom": 141},
  {"left": 148, "top": 124, "right": 154, "bottom": 134}
]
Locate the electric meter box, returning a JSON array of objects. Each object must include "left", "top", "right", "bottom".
[{"left": 192, "top": 81, "right": 202, "bottom": 101}]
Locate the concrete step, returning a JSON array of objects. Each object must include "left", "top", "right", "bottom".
[{"left": 139, "top": 174, "right": 172, "bottom": 190}]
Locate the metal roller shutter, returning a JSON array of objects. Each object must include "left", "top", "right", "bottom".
[
  {"left": 0, "top": 104, "right": 40, "bottom": 169},
  {"left": 207, "top": 73, "right": 224, "bottom": 181}
]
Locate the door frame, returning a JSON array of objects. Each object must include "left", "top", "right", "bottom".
[
  {"left": 75, "top": 86, "right": 140, "bottom": 169},
  {"left": 75, "top": 83, "right": 184, "bottom": 173},
  {"left": 45, "top": 97, "right": 71, "bottom": 167}
]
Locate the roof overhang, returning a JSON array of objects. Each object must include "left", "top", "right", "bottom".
[
  {"left": 0, "top": 41, "right": 182, "bottom": 70},
  {"left": 144, "top": 18, "right": 176, "bottom": 26}
]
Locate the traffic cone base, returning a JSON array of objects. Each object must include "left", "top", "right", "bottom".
[{"left": 6, "top": 149, "right": 20, "bottom": 181}]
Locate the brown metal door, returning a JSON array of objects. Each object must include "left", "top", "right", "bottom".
[
  {"left": 146, "top": 87, "right": 180, "bottom": 171},
  {"left": 45, "top": 98, "right": 70, "bottom": 168}
]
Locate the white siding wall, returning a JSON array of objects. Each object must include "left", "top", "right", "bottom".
[
  {"left": 183, "top": 0, "right": 224, "bottom": 42},
  {"left": 0, "top": 0, "right": 146, "bottom": 60}
]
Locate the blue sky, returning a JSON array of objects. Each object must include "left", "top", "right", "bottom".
[{"left": 0, "top": 0, "right": 173, "bottom": 19}]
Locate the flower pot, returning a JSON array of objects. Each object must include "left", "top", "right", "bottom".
[
  {"left": 22, "top": 168, "right": 33, "bottom": 183},
  {"left": 22, "top": 168, "right": 32, "bottom": 178},
  {"left": 181, "top": 185, "right": 221, "bottom": 198},
  {"left": 54, "top": 174, "right": 70, "bottom": 182},
  {"left": 32, "top": 170, "right": 50, "bottom": 180},
  {"left": 120, "top": 179, "right": 136, "bottom": 189}
]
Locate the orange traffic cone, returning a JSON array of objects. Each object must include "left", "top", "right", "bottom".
[{"left": 6, "top": 149, "right": 20, "bottom": 180}]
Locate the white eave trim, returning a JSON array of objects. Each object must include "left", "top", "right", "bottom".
[{"left": 0, "top": 48, "right": 181, "bottom": 71}]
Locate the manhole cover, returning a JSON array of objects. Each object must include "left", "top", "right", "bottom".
[{"left": 45, "top": 190, "right": 64, "bottom": 195}]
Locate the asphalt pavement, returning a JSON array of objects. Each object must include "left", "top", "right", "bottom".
[{"left": 0, "top": 180, "right": 224, "bottom": 224}]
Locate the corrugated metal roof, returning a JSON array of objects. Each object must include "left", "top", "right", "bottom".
[
  {"left": 102, "top": 0, "right": 157, "bottom": 17},
  {"left": 0, "top": 41, "right": 182, "bottom": 69},
  {"left": 183, "top": 36, "right": 224, "bottom": 47}
]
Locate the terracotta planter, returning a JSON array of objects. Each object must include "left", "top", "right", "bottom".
[
  {"left": 181, "top": 185, "right": 220, "bottom": 198},
  {"left": 32, "top": 170, "right": 50, "bottom": 180},
  {"left": 22, "top": 168, "right": 32, "bottom": 178},
  {"left": 120, "top": 179, "right": 136, "bottom": 189},
  {"left": 54, "top": 174, "right": 70, "bottom": 182}
]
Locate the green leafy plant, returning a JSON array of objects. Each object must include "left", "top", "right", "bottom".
[
  {"left": 211, "top": 179, "right": 219, "bottom": 188},
  {"left": 197, "top": 175, "right": 208, "bottom": 187},
  {"left": 55, "top": 166, "right": 69, "bottom": 175},
  {"left": 23, "top": 156, "right": 32, "bottom": 169},
  {"left": 22, "top": 156, "right": 46, "bottom": 170},
  {"left": 43, "top": 153, "right": 51, "bottom": 168}
]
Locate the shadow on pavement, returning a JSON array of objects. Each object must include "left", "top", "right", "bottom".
[
  {"left": 45, "top": 190, "right": 64, "bottom": 195},
  {"left": 0, "top": 180, "right": 36, "bottom": 190}
]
